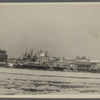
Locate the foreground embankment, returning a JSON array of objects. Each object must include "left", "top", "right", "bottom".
[{"left": 0, "top": 67, "right": 100, "bottom": 95}]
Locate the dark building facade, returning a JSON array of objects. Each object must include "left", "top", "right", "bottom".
[{"left": 0, "top": 50, "right": 7, "bottom": 62}]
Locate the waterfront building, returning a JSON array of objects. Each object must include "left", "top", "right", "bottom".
[{"left": 0, "top": 49, "right": 7, "bottom": 62}]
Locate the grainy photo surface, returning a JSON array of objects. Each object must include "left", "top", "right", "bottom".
[{"left": 0, "top": 3, "right": 100, "bottom": 96}]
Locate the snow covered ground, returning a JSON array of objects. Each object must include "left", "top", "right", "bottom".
[{"left": 0, "top": 67, "right": 100, "bottom": 95}]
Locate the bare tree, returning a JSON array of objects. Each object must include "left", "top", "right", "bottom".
[
  {"left": 29, "top": 49, "right": 33, "bottom": 60},
  {"left": 45, "top": 50, "right": 48, "bottom": 56},
  {"left": 23, "top": 50, "right": 28, "bottom": 57}
]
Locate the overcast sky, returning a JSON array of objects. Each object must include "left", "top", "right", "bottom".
[{"left": 0, "top": 3, "right": 100, "bottom": 59}]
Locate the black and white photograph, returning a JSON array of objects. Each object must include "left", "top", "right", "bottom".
[{"left": 0, "top": 3, "right": 100, "bottom": 96}]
